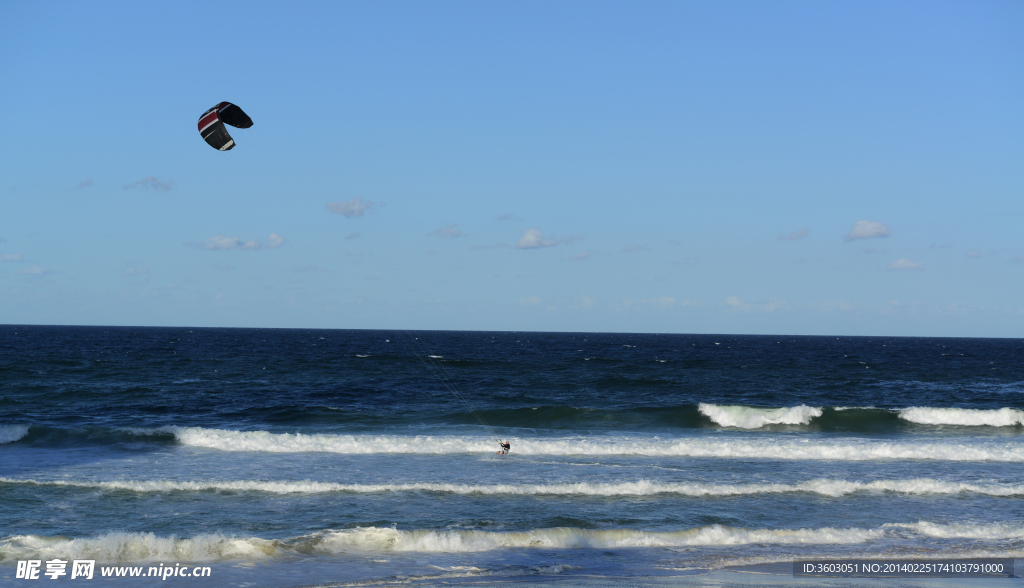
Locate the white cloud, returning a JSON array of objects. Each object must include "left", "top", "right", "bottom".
[
  {"left": 725, "top": 297, "right": 786, "bottom": 312},
  {"left": 516, "top": 228, "right": 557, "bottom": 249},
  {"left": 77, "top": 179, "right": 93, "bottom": 189},
  {"left": 573, "top": 295, "right": 596, "bottom": 309},
  {"left": 17, "top": 265, "right": 50, "bottom": 275},
  {"left": 432, "top": 224, "right": 462, "bottom": 238},
  {"left": 569, "top": 251, "right": 591, "bottom": 261},
  {"left": 516, "top": 228, "right": 580, "bottom": 249},
  {"left": 267, "top": 233, "right": 286, "bottom": 248},
  {"left": 122, "top": 266, "right": 149, "bottom": 276},
  {"left": 777, "top": 227, "right": 809, "bottom": 241},
  {"left": 193, "top": 233, "right": 286, "bottom": 251},
  {"left": 887, "top": 257, "right": 924, "bottom": 270},
  {"left": 845, "top": 220, "right": 890, "bottom": 241},
  {"left": 519, "top": 296, "right": 542, "bottom": 305},
  {"left": 196, "top": 235, "right": 250, "bottom": 250},
  {"left": 327, "top": 197, "right": 375, "bottom": 218},
  {"left": 123, "top": 176, "right": 173, "bottom": 191},
  {"left": 1, "top": 253, "right": 23, "bottom": 262},
  {"left": 965, "top": 250, "right": 982, "bottom": 258},
  {"left": 496, "top": 213, "right": 516, "bottom": 221}
]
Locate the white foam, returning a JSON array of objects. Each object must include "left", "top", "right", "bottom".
[
  {"left": 898, "top": 407, "right": 1024, "bottom": 427},
  {"left": 163, "top": 427, "right": 485, "bottom": 454},
  {"left": 901, "top": 521, "right": 1024, "bottom": 540},
  {"left": 149, "top": 426, "right": 1024, "bottom": 461},
  {"left": 0, "top": 532, "right": 279, "bottom": 563},
  {"left": 698, "top": 404, "right": 822, "bottom": 428},
  {"left": 0, "top": 425, "right": 29, "bottom": 444},
  {"left": 6, "top": 522, "right": 1021, "bottom": 562},
  {"left": 296, "top": 525, "right": 884, "bottom": 554},
  {"left": 5, "top": 477, "right": 1024, "bottom": 498}
]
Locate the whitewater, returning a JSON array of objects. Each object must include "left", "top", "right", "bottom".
[
  {"left": 5, "top": 476, "right": 1024, "bottom": 497},
  {"left": 6, "top": 522, "right": 1024, "bottom": 562},
  {"left": 139, "top": 425, "right": 1024, "bottom": 461}
]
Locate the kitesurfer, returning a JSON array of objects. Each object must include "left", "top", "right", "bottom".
[{"left": 499, "top": 440, "right": 511, "bottom": 455}]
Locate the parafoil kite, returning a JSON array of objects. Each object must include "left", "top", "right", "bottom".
[{"left": 197, "top": 102, "right": 253, "bottom": 151}]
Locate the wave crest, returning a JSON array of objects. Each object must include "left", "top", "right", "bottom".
[
  {"left": 139, "top": 426, "right": 1024, "bottom": 461},
  {"left": 898, "top": 407, "right": 1024, "bottom": 427},
  {"left": 698, "top": 404, "right": 822, "bottom": 428},
  {"left": 0, "top": 532, "right": 278, "bottom": 563},
  {"left": 4, "top": 477, "right": 1024, "bottom": 498},
  {"left": 5, "top": 522, "right": 1021, "bottom": 562},
  {"left": 0, "top": 425, "right": 29, "bottom": 444},
  {"left": 304, "top": 525, "right": 882, "bottom": 554}
]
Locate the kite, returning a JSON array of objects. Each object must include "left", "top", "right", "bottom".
[{"left": 197, "top": 102, "right": 253, "bottom": 151}]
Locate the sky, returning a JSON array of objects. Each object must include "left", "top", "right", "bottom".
[{"left": 1, "top": 1, "right": 1022, "bottom": 337}]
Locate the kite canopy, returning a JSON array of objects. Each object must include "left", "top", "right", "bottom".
[{"left": 198, "top": 102, "right": 253, "bottom": 151}]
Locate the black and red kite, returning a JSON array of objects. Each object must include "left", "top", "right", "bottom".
[{"left": 197, "top": 102, "right": 253, "bottom": 151}]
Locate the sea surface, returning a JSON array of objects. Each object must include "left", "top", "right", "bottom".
[{"left": 1, "top": 326, "right": 1023, "bottom": 586}]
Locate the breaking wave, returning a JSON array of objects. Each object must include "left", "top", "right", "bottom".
[
  {"left": 0, "top": 425, "right": 30, "bottom": 444},
  {"left": 0, "top": 532, "right": 277, "bottom": 563},
  {"left": 139, "top": 426, "right": 1024, "bottom": 461},
  {"left": 4, "top": 477, "right": 1024, "bottom": 497},
  {"left": 3, "top": 522, "right": 1021, "bottom": 563},
  {"left": 898, "top": 407, "right": 1024, "bottom": 427},
  {"left": 698, "top": 405, "right": 1024, "bottom": 430},
  {"left": 8, "top": 405, "right": 1023, "bottom": 451},
  {"left": 698, "top": 404, "right": 822, "bottom": 428}
]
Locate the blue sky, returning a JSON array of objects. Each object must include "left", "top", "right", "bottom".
[{"left": 1, "top": 1, "right": 1021, "bottom": 336}]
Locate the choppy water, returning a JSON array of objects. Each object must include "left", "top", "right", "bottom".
[{"left": 1, "top": 326, "right": 1023, "bottom": 586}]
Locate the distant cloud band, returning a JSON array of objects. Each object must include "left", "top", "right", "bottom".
[
  {"left": 516, "top": 229, "right": 580, "bottom": 249},
  {"left": 192, "top": 233, "right": 287, "bottom": 251},
  {"left": 888, "top": 258, "right": 923, "bottom": 271},
  {"left": 432, "top": 224, "right": 462, "bottom": 238},
  {"left": 327, "top": 197, "right": 375, "bottom": 218},
  {"left": 123, "top": 176, "right": 173, "bottom": 191},
  {"left": 778, "top": 227, "right": 809, "bottom": 241}
]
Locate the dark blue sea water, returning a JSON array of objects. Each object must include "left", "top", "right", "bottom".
[{"left": 1, "top": 326, "right": 1023, "bottom": 586}]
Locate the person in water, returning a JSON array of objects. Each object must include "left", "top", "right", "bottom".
[{"left": 499, "top": 440, "right": 511, "bottom": 455}]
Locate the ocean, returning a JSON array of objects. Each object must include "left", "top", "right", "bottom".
[{"left": 1, "top": 326, "right": 1022, "bottom": 586}]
